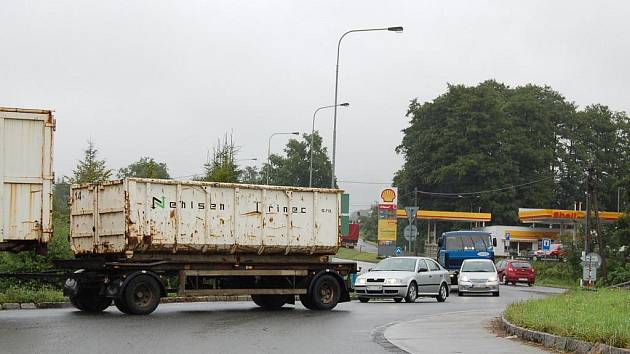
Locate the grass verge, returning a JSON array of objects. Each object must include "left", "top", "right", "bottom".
[
  {"left": 505, "top": 288, "right": 630, "bottom": 349},
  {"left": 0, "top": 285, "right": 66, "bottom": 304},
  {"left": 336, "top": 247, "right": 379, "bottom": 263}
]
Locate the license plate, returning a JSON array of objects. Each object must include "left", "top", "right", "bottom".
[
  {"left": 367, "top": 285, "right": 382, "bottom": 291},
  {"left": 519, "top": 278, "right": 528, "bottom": 281}
]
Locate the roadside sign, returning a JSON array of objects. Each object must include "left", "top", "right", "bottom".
[
  {"left": 583, "top": 264, "right": 597, "bottom": 281},
  {"left": 582, "top": 252, "right": 602, "bottom": 268},
  {"left": 405, "top": 206, "right": 419, "bottom": 223},
  {"left": 403, "top": 225, "right": 418, "bottom": 241},
  {"left": 542, "top": 238, "right": 551, "bottom": 252},
  {"left": 395, "top": 247, "right": 402, "bottom": 256},
  {"left": 505, "top": 232, "right": 510, "bottom": 241}
]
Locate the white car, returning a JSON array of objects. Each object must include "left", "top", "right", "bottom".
[
  {"left": 457, "top": 259, "right": 500, "bottom": 296},
  {"left": 354, "top": 257, "right": 450, "bottom": 303}
]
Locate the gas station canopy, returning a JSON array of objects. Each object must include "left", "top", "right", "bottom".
[
  {"left": 396, "top": 209, "right": 492, "bottom": 222},
  {"left": 519, "top": 208, "right": 624, "bottom": 224}
]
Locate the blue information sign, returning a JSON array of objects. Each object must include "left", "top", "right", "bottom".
[
  {"left": 395, "top": 247, "right": 402, "bottom": 256},
  {"left": 542, "top": 238, "right": 551, "bottom": 251}
]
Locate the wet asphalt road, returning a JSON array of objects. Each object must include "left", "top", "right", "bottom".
[{"left": 0, "top": 285, "right": 560, "bottom": 354}]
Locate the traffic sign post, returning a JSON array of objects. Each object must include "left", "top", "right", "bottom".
[
  {"left": 542, "top": 238, "right": 551, "bottom": 252},
  {"left": 404, "top": 207, "right": 419, "bottom": 255},
  {"left": 581, "top": 252, "right": 601, "bottom": 288},
  {"left": 395, "top": 247, "right": 402, "bottom": 256}
]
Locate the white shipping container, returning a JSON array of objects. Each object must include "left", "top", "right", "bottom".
[
  {"left": 70, "top": 178, "right": 342, "bottom": 256},
  {"left": 0, "top": 107, "right": 55, "bottom": 249}
]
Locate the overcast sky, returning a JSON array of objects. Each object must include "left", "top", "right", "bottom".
[{"left": 2, "top": 1, "right": 629, "bottom": 210}]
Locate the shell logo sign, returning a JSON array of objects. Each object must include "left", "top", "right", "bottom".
[
  {"left": 377, "top": 187, "right": 398, "bottom": 243},
  {"left": 379, "top": 187, "right": 398, "bottom": 205},
  {"left": 380, "top": 188, "right": 397, "bottom": 203}
]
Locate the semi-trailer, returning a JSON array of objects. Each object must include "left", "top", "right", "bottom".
[{"left": 63, "top": 178, "right": 356, "bottom": 314}]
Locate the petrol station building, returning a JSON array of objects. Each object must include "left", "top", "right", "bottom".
[{"left": 394, "top": 207, "right": 624, "bottom": 258}]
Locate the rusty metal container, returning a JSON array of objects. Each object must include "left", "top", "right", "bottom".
[
  {"left": 70, "top": 178, "right": 342, "bottom": 256},
  {"left": 0, "top": 107, "right": 55, "bottom": 250}
]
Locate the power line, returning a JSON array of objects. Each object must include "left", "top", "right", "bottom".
[
  {"left": 415, "top": 176, "right": 555, "bottom": 197},
  {"left": 338, "top": 180, "right": 392, "bottom": 185}
]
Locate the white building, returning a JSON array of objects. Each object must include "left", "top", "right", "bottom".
[{"left": 478, "top": 225, "right": 560, "bottom": 258}]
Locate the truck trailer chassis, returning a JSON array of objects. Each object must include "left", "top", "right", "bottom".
[{"left": 3, "top": 255, "right": 356, "bottom": 315}]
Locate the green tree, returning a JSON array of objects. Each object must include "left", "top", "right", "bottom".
[
  {"left": 118, "top": 157, "right": 170, "bottom": 179},
  {"left": 68, "top": 140, "right": 112, "bottom": 184},
  {"left": 201, "top": 133, "right": 241, "bottom": 183},
  {"left": 395, "top": 81, "right": 571, "bottom": 224},
  {"left": 263, "top": 132, "right": 335, "bottom": 188},
  {"left": 358, "top": 205, "right": 378, "bottom": 242},
  {"left": 241, "top": 166, "right": 262, "bottom": 184}
]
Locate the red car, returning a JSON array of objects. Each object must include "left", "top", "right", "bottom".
[{"left": 495, "top": 260, "right": 535, "bottom": 286}]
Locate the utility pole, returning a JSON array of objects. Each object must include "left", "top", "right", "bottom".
[{"left": 414, "top": 187, "right": 418, "bottom": 256}]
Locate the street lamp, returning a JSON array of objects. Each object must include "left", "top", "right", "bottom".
[
  {"left": 267, "top": 132, "right": 299, "bottom": 185},
  {"left": 309, "top": 102, "right": 349, "bottom": 188},
  {"left": 237, "top": 158, "right": 258, "bottom": 162},
  {"left": 331, "top": 26, "right": 403, "bottom": 188}
]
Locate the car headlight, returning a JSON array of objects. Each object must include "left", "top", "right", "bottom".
[
  {"left": 488, "top": 276, "right": 498, "bottom": 282},
  {"left": 356, "top": 278, "right": 367, "bottom": 285},
  {"left": 459, "top": 276, "right": 469, "bottom": 282},
  {"left": 385, "top": 278, "right": 402, "bottom": 285}
]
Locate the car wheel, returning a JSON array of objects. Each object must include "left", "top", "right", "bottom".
[
  {"left": 436, "top": 284, "right": 448, "bottom": 302},
  {"left": 492, "top": 291, "right": 500, "bottom": 297},
  {"left": 527, "top": 282, "right": 533, "bottom": 287},
  {"left": 501, "top": 275, "right": 508, "bottom": 285},
  {"left": 404, "top": 282, "right": 417, "bottom": 303},
  {"left": 358, "top": 297, "right": 370, "bottom": 303},
  {"left": 457, "top": 290, "right": 464, "bottom": 296},
  {"left": 394, "top": 298, "right": 403, "bottom": 303}
]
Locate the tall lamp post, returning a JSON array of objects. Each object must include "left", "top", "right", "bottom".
[
  {"left": 309, "top": 102, "right": 349, "bottom": 187},
  {"left": 267, "top": 132, "right": 299, "bottom": 185},
  {"left": 331, "top": 26, "right": 403, "bottom": 188}
]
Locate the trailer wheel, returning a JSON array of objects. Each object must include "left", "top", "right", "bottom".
[
  {"left": 309, "top": 274, "right": 341, "bottom": 310},
  {"left": 123, "top": 274, "right": 161, "bottom": 315},
  {"left": 251, "top": 295, "right": 286, "bottom": 309},
  {"left": 114, "top": 297, "right": 131, "bottom": 314},
  {"left": 299, "top": 294, "right": 317, "bottom": 310},
  {"left": 70, "top": 288, "right": 112, "bottom": 313}
]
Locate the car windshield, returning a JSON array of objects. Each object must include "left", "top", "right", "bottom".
[
  {"left": 445, "top": 234, "right": 490, "bottom": 251},
  {"left": 461, "top": 261, "right": 495, "bottom": 272},
  {"left": 372, "top": 258, "right": 416, "bottom": 272},
  {"left": 512, "top": 262, "right": 531, "bottom": 269}
]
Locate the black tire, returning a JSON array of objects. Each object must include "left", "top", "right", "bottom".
[
  {"left": 251, "top": 295, "right": 286, "bottom": 309},
  {"left": 501, "top": 275, "right": 508, "bottom": 285},
  {"left": 309, "top": 274, "right": 341, "bottom": 310},
  {"left": 299, "top": 294, "right": 317, "bottom": 309},
  {"left": 436, "top": 284, "right": 448, "bottom": 302},
  {"left": 404, "top": 282, "right": 417, "bottom": 303},
  {"left": 123, "top": 275, "right": 161, "bottom": 315},
  {"left": 394, "top": 298, "right": 403, "bottom": 303},
  {"left": 527, "top": 282, "right": 533, "bottom": 287},
  {"left": 70, "top": 288, "right": 112, "bottom": 313},
  {"left": 492, "top": 291, "right": 500, "bottom": 297},
  {"left": 458, "top": 290, "right": 464, "bottom": 296},
  {"left": 114, "top": 297, "right": 131, "bottom": 314},
  {"left": 358, "top": 297, "right": 370, "bottom": 303}
]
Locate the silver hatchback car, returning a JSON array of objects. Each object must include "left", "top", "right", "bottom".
[
  {"left": 457, "top": 259, "right": 500, "bottom": 296},
  {"left": 354, "top": 257, "right": 450, "bottom": 303}
]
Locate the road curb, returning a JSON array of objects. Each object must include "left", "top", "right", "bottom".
[
  {"left": 0, "top": 295, "right": 252, "bottom": 311},
  {"left": 501, "top": 315, "right": 630, "bottom": 354}
]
